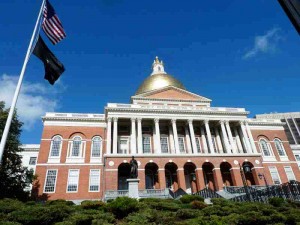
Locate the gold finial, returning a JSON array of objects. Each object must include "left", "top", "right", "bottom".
[{"left": 155, "top": 56, "right": 159, "bottom": 63}]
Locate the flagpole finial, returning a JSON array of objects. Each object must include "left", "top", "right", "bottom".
[{"left": 151, "top": 56, "right": 166, "bottom": 75}]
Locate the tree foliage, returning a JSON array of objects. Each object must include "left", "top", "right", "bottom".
[{"left": 0, "top": 101, "right": 34, "bottom": 201}]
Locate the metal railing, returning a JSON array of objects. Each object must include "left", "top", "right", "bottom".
[{"left": 194, "top": 188, "right": 223, "bottom": 199}]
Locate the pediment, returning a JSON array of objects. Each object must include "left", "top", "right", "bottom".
[{"left": 132, "top": 86, "right": 211, "bottom": 102}]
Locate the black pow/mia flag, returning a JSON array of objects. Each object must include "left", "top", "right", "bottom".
[{"left": 33, "top": 35, "right": 65, "bottom": 85}]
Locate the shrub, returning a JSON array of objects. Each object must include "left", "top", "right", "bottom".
[
  {"left": 46, "top": 199, "right": 75, "bottom": 206},
  {"left": 107, "top": 197, "right": 139, "bottom": 219},
  {"left": 139, "top": 198, "right": 180, "bottom": 211},
  {"left": 190, "top": 200, "right": 207, "bottom": 210},
  {"left": 81, "top": 200, "right": 105, "bottom": 210},
  {"left": 269, "top": 197, "right": 285, "bottom": 207},
  {"left": 0, "top": 222, "right": 22, "bottom": 225},
  {"left": 176, "top": 209, "right": 198, "bottom": 219},
  {"left": 179, "top": 195, "right": 204, "bottom": 204},
  {"left": 0, "top": 199, "right": 24, "bottom": 213}
]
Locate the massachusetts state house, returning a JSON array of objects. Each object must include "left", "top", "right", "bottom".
[{"left": 35, "top": 57, "right": 300, "bottom": 202}]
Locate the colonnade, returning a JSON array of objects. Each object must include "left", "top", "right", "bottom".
[{"left": 106, "top": 118, "right": 258, "bottom": 155}]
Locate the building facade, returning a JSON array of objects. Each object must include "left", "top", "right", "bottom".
[
  {"left": 19, "top": 144, "right": 40, "bottom": 174},
  {"left": 256, "top": 112, "right": 300, "bottom": 168},
  {"left": 34, "top": 57, "right": 300, "bottom": 201}
]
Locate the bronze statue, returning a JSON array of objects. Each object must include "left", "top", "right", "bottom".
[{"left": 130, "top": 156, "right": 138, "bottom": 178}]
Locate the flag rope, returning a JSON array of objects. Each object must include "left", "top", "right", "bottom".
[{"left": 0, "top": 0, "right": 46, "bottom": 163}]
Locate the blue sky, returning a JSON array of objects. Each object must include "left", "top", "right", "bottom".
[{"left": 0, "top": 0, "right": 300, "bottom": 144}]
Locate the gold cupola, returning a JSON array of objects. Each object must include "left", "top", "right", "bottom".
[{"left": 135, "top": 56, "right": 186, "bottom": 95}]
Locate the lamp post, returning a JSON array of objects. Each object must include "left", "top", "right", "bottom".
[
  {"left": 258, "top": 173, "right": 270, "bottom": 198},
  {"left": 239, "top": 162, "right": 251, "bottom": 201}
]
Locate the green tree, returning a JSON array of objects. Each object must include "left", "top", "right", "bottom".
[{"left": 0, "top": 101, "right": 34, "bottom": 201}]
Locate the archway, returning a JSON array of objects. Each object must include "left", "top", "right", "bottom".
[
  {"left": 184, "top": 162, "right": 197, "bottom": 194},
  {"left": 165, "top": 162, "right": 178, "bottom": 191},
  {"left": 145, "top": 163, "right": 159, "bottom": 189},
  {"left": 118, "top": 163, "right": 130, "bottom": 190},
  {"left": 220, "top": 162, "right": 234, "bottom": 186},
  {"left": 243, "top": 162, "right": 256, "bottom": 185},
  {"left": 202, "top": 162, "right": 216, "bottom": 190}
]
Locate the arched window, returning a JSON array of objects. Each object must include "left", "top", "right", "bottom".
[
  {"left": 50, "top": 135, "right": 62, "bottom": 157},
  {"left": 91, "top": 136, "right": 102, "bottom": 157},
  {"left": 259, "top": 138, "right": 272, "bottom": 156},
  {"left": 71, "top": 136, "right": 82, "bottom": 157},
  {"left": 274, "top": 138, "right": 286, "bottom": 156}
]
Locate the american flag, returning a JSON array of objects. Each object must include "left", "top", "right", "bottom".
[{"left": 42, "top": 0, "right": 66, "bottom": 45}]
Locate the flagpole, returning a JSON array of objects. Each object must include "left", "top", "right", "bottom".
[{"left": 0, "top": 0, "right": 46, "bottom": 163}]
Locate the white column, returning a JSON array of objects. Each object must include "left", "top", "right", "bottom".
[
  {"left": 185, "top": 123, "right": 192, "bottom": 154},
  {"left": 169, "top": 124, "right": 175, "bottom": 154},
  {"left": 137, "top": 118, "right": 143, "bottom": 154},
  {"left": 291, "top": 116, "right": 300, "bottom": 138},
  {"left": 154, "top": 118, "right": 161, "bottom": 154},
  {"left": 233, "top": 127, "right": 243, "bottom": 153},
  {"left": 204, "top": 120, "right": 215, "bottom": 154},
  {"left": 130, "top": 118, "right": 137, "bottom": 154},
  {"left": 240, "top": 121, "right": 251, "bottom": 153},
  {"left": 214, "top": 127, "right": 223, "bottom": 154},
  {"left": 245, "top": 121, "right": 257, "bottom": 153},
  {"left": 238, "top": 126, "right": 247, "bottom": 153},
  {"left": 106, "top": 118, "right": 112, "bottom": 154},
  {"left": 172, "top": 119, "right": 180, "bottom": 154},
  {"left": 113, "top": 117, "right": 118, "bottom": 155},
  {"left": 220, "top": 120, "right": 230, "bottom": 153},
  {"left": 200, "top": 126, "right": 208, "bottom": 154},
  {"left": 285, "top": 117, "right": 298, "bottom": 144},
  {"left": 225, "top": 121, "right": 237, "bottom": 153},
  {"left": 188, "top": 120, "right": 197, "bottom": 154}
]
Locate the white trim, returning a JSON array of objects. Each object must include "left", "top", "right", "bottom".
[
  {"left": 37, "top": 163, "right": 104, "bottom": 166},
  {"left": 284, "top": 166, "right": 296, "bottom": 181},
  {"left": 105, "top": 169, "right": 118, "bottom": 171},
  {"left": 44, "top": 121, "right": 106, "bottom": 127},
  {"left": 90, "top": 136, "right": 103, "bottom": 162},
  {"left": 43, "top": 169, "right": 58, "bottom": 194},
  {"left": 48, "top": 135, "right": 63, "bottom": 162},
  {"left": 268, "top": 166, "right": 282, "bottom": 185},
  {"left": 104, "top": 153, "right": 262, "bottom": 158},
  {"left": 262, "top": 161, "right": 298, "bottom": 164},
  {"left": 249, "top": 126, "right": 284, "bottom": 130},
  {"left": 88, "top": 169, "right": 101, "bottom": 192},
  {"left": 66, "top": 169, "right": 80, "bottom": 193}
]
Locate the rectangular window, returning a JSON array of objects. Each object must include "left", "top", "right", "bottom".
[
  {"left": 284, "top": 166, "right": 296, "bottom": 181},
  {"left": 295, "top": 155, "right": 300, "bottom": 161},
  {"left": 29, "top": 157, "right": 37, "bottom": 165},
  {"left": 89, "top": 169, "right": 100, "bottom": 192},
  {"left": 67, "top": 169, "right": 79, "bottom": 192},
  {"left": 269, "top": 166, "right": 281, "bottom": 185},
  {"left": 44, "top": 170, "right": 57, "bottom": 193},
  {"left": 178, "top": 137, "right": 185, "bottom": 153},
  {"left": 160, "top": 136, "right": 169, "bottom": 153},
  {"left": 91, "top": 139, "right": 101, "bottom": 157},
  {"left": 143, "top": 136, "right": 151, "bottom": 153},
  {"left": 195, "top": 137, "right": 201, "bottom": 153},
  {"left": 118, "top": 138, "right": 129, "bottom": 154}
]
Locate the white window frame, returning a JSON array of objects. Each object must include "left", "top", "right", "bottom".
[
  {"left": 274, "top": 138, "right": 288, "bottom": 161},
  {"left": 160, "top": 135, "right": 169, "bottom": 153},
  {"left": 66, "top": 136, "right": 86, "bottom": 163},
  {"left": 48, "top": 135, "right": 63, "bottom": 163},
  {"left": 259, "top": 138, "right": 276, "bottom": 161},
  {"left": 66, "top": 169, "right": 80, "bottom": 193},
  {"left": 178, "top": 136, "right": 186, "bottom": 153},
  {"left": 89, "top": 169, "right": 100, "bottom": 192},
  {"left": 43, "top": 169, "right": 58, "bottom": 193},
  {"left": 118, "top": 136, "right": 129, "bottom": 154},
  {"left": 295, "top": 154, "right": 300, "bottom": 161},
  {"left": 90, "top": 136, "right": 102, "bottom": 163},
  {"left": 29, "top": 157, "right": 37, "bottom": 165},
  {"left": 269, "top": 166, "right": 281, "bottom": 185},
  {"left": 142, "top": 135, "right": 152, "bottom": 154},
  {"left": 284, "top": 166, "right": 296, "bottom": 181},
  {"left": 195, "top": 137, "right": 202, "bottom": 153}
]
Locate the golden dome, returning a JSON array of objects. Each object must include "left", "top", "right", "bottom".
[{"left": 135, "top": 57, "right": 186, "bottom": 95}]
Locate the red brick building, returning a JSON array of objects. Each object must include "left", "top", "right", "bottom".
[{"left": 34, "top": 57, "right": 300, "bottom": 202}]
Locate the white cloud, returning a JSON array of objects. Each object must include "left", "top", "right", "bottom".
[
  {"left": 243, "top": 28, "right": 283, "bottom": 59},
  {"left": 0, "top": 74, "right": 65, "bottom": 130}
]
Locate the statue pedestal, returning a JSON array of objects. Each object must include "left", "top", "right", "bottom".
[{"left": 127, "top": 178, "right": 140, "bottom": 199}]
